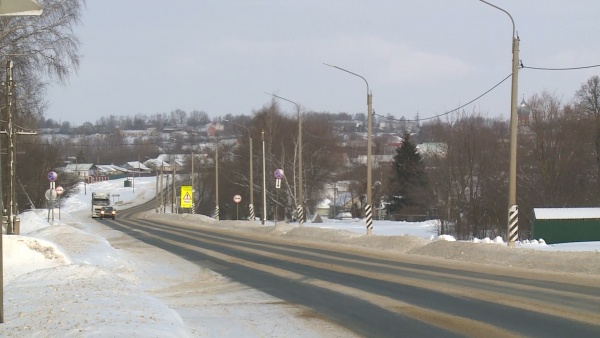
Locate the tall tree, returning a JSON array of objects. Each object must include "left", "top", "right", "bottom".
[
  {"left": 575, "top": 75, "right": 600, "bottom": 188},
  {"left": 386, "top": 132, "right": 429, "bottom": 215}
]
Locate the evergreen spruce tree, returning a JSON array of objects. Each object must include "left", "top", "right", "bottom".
[{"left": 386, "top": 132, "right": 429, "bottom": 214}]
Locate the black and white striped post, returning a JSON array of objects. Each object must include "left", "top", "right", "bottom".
[
  {"left": 508, "top": 205, "right": 518, "bottom": 245},
  {"left": 365, "top": 204, "right": 373, "bottom": 234},
  {"left": 297, "top": 205, "right": 304, "bottom": 227},
  {"left": 249, "top": 204, "right": 255, "bottom": 221}
]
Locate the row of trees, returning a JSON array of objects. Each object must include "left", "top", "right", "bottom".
[
  {"left": 404, "top": 76, "right": 600, "bottom": 239},
  {"left": 38, "top": 110, "right": 380, "bottom": 136}
]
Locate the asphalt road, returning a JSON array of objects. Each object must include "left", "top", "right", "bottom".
[{"left": 102, "top": 201, "right": 600, "bottom": 337}]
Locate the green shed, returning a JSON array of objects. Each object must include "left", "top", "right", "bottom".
[{"left": 532, "top": 208, "right": 600, "bottom": 244}]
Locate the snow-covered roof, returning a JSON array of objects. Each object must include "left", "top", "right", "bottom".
[
  {"left": 534, "top": 208, "right": 600, "bottom": 220},
  {"left": 96, "top": 164, "right": 128, "bottom": 174},
  {"left": 64, "top": 163, "right": 95, "bottom": 171},
  {"left": 125, "top": 161, "right": 151, "bottom": 171}
]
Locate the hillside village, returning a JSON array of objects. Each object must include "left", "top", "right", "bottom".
[
  {"left": 27, "top": 95, "right": 562, "bottom": 245},
  {"left": 50, "top": 114, "right": 443, "bottom": 221}
]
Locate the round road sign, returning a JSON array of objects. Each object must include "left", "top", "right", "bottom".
[
  {"left": 274, "top": 169, "right": 284, "bottom": 179},
  {"left": 55, "top": 186, "right": 64, "bottom": 195},
  {"left": 233, "top": 194, "right": 242, "bottom": 203},
  {"left": 47, "top": 171, "right": 58, "bottom": 182},
  {"left": 45, "top": 188, "right": 57, "bottom": 200}
]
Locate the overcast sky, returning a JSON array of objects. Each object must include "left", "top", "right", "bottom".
[{"left": 45, "top": 0, "right": 600, "bottom": 126}]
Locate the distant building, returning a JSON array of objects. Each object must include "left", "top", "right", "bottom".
[
  {"left": 122, "top": 161, "right": 152, "bottom": 174},
  {"left": 64, "top": 163, "right": 96, "bottom": 178}
]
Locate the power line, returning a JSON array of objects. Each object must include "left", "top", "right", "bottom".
[
  {"left": 521, "top": 63, "right": 600, "bottom": 71},
  {"left": 378, "top": 73, "right": 513, "bottom": 123},
  {"left": 377, "top": 62, "right": 600, "bottom": 124}
]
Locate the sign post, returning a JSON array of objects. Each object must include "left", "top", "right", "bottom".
[
  {"left": 55, "top": 186, "right": 64, "bottom": 220},
  {"left": 233, "top": 194, "right": 242, "bottom": 220},
  {"left": 180, "top": 186, "right": 193, "bottom": 209},
  {"left": 274, "top": 169, "right": 284, "bottom": 189},
  {"left": 47, "top": 172, "right": 58, "bottom": 223}
]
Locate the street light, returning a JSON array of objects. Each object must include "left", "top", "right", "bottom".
[
  {"left": 267, "top": 93, "right": 304, "bottom": 227},
  {"left": 224, "top": 119, "right": 255, "bottom": 221},
  {"left": 214, "top": 139, "right": 219, "bottom": 220},
  {"left": 480, "top": 0, "right": 520, "bottom": 247},
  {"left": 262, "top": 130, "right": 267, "bottom": 225},
  {"left": 324, "top": 63, "right": 373, "bottom": 235}
]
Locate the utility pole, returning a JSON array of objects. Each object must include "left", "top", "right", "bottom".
[
  {"left": 214, "top": 141, "right": 219, "bottom": 220},
  {"left": 262, "top": 130, "right": 267, "bottom": 225},
  {"left": 268, "top": 93, "right": 304, "bottom": 227},
  {"left": 324, "top": 63, "right": 373, "bottom": 235},
  {"left": 0, "top": 62, "right": 34, "bottom": 235},
  {"left": 480, "top": 0, "right": 520, "bottom": 247},
  {"left": 172, "top": 159, "right": 177, "bottom": 213},
  {"left": 191, "top": 151, "right": 195, "bottom": 214},
  {"left": 160, "top": 163, "right": 164, "bottom": 213},
  {"left": 165, "top": 169, "right": 169, "bottom": 213},
  {"left": 6, "top": 60, "right": 15, "bottom": 235},
  {"left": 155, "top": 165, "right": 159, "bottom": 213},
  {"left": 0, "top": 59, "right": 10, "bottom": 323}
]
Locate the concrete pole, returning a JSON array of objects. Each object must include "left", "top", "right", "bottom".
[
  {"left": 366, "top": 91, "right": 373, "bottom": 235},
  {"left": 7, "top": 60, "right": 14, "bottom": 234},
  {"left": 323, "top": 63, "right": 373, "bottom": 235},
  {"left": 173, "top": 160, "right": 177, "bottom": 214},
  {"left": 298, "top": 105, "right": 304, "bottom": 226},
  {"left": 160, "top": 163, "right": 164, "bottom": 213},
  {"left": 480, "top": 0, "right": 520, "bottom": 247},
  {"left": 269, "top": 94, "right": 304, "bottom": 226},
  {"left": 191, "top": 151, "right": 195, "bottom": 214},
  {"left": 0, "top": 59, "right": 11, "bottom": 323},
  {"left": 215, "top": 142, "right": 219, "bottom": 220},
  {"left": 249, "top": 136, "right": 254, "bottom": 221},
  {"left": 262, "top": 130, "right": 267, "bottom": 225},
  {"left": 507, "top": 35, "right": 520, "bottom": 247}
]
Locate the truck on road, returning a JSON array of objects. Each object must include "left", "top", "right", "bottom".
[{"left": 91, "top": 192, "right": 111, "bottom": 218}]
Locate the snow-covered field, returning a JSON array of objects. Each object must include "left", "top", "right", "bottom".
[{"left": 0, "top": 177, "right": 598, "bottom": 336}]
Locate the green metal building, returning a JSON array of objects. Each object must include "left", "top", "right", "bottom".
[{"left": 532, "top": 208, "right": 600, "bottom": 244}]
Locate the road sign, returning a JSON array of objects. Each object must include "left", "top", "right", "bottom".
[
  {"left": 55, "top": 186, "right": 64, "bottom": 195},
  {"left": 47, "top": 171, "right": 58, "bottom": 182},
  {"left": 45, "top": 188, "right": 57, "bottom": 200},
  {"left": 180, "top": 186, "right": 193, "bottom": 208},
  {"left": 233, "top": 194, "right": 242, "bottom": 203},
  {"left": 274, "top": 168, "right": 284, "bottom": 179}
]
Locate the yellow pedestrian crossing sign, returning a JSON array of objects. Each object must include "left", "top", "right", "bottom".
[{"left": 181, "top": 186, "right": 193, "bottom": 208}]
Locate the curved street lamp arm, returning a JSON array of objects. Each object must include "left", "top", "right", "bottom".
[
  {"left": 479, "top": 0, "right": 516, "bottom": 38},
  {"left": 323, "top": 63, "right": 370, "bottom": 96},
  {"left": 265, "top": 92, "right": 300, "bottom": 113}
]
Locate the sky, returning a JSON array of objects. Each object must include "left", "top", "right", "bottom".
[
  {"left": 1, "top": 176, "right": 598, "bottom": 335},
  {"left": 44, "top": 0, "right": 600, "bottom": 126}
]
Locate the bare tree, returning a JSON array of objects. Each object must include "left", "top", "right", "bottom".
[
  {"left": 424, "top": 113, "right": 507, "bottom": 240},
  {"left": 575, "top": 76, "right": 600, "bottom": 188},
  {"left": 0, "top": 0, "right": 83, "bottom": 117}
]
